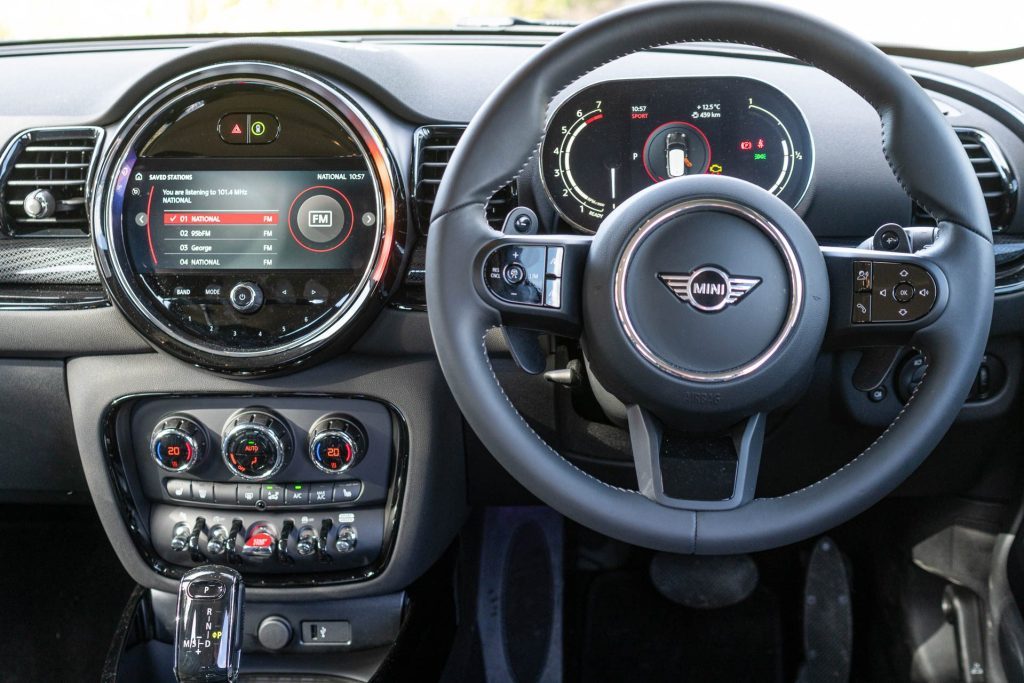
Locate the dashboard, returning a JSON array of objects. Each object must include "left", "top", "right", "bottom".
[{"left": 0, "top": 34, "right": 1021, "bottom": 611}]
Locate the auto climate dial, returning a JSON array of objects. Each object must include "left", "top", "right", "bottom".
[{"left": 221, "top": 408, "right": 292, "bottom": 481}]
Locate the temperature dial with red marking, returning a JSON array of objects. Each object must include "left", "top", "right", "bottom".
[
  {"left": 221, "top": 409, "right": 292, "bottom": 481},
  {"left": 151, "top": 415, "right": 206, "bottom": 473},
  {"left": 308, "top": 415, "right": 367, "bottom": 475}
]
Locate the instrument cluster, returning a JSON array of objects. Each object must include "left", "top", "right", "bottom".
[{"left": 540, "top": 76, "right": 814, "bottom": 232}]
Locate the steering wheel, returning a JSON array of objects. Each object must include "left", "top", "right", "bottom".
[{"left": 426, "top": 0, "right": 994, "bottom": 554}]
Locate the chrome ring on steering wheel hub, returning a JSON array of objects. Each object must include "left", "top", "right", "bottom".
[
  {"left": 613, "top": 197, "right": 803, "bottom": 383},
  {"left": 581, "top": 174, "right": 828, "bottom": 431}
]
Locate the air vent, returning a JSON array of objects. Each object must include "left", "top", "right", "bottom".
[
  {"left": 413, "top": 125, "right": 517, "bottom": 233},
  {"left": 0, "top": 127, "right": 102, "bottom": 237},
  {"left": 912, "top": 128, "right": 1018, "bottom": 232}
]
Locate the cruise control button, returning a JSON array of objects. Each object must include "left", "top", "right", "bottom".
[
  {"left": 544, "top": 278, "right": 562, "bottom": 309},
  {"left": 310, "top": 483, "right": 333, "bottom": 505},
  {"left": 166, "top": 479, "right": 191, "bottom": 501},
  {"left": 502, "top": 263, "right": 526, "bottom": 286},
  {"left": 546, "top": 247, "right": 564, "bottom": 278},
  {"left": 333, "top": 481, "right": 363, "bottom": 504}
]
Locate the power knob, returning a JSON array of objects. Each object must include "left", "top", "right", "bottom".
[
  {"left": 151, "top": 415, "right": 206, "bottom": 473},
  {"left": 308, "top": 415, "right": 367, "bottom": 475}
]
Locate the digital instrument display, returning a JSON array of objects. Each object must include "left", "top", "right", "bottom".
[
  {"left": 541, "top": 77, "right": 814, "bottom": 232},
  {"left": 120, "top": 159, "right": 380, "bottom": 273}
]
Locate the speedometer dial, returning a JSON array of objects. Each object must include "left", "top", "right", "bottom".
[{"left": 541, "top": 77, "right": 813, "bottom": 232}]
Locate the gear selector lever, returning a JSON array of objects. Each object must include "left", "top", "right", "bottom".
[{"left": 174, "top": 565, "right": 244, "bottom": 683}]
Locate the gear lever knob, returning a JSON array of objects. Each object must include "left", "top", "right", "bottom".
[{"left": 174, "top": 565, "right": 244, "bottom": 683}]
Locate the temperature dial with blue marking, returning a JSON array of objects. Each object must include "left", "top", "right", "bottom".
[
  {"left": 151, "top": 415, "right": 207, "bottom": 473},
  {"left": 308, "top": 415, "right": 367, "bottom": 475}
]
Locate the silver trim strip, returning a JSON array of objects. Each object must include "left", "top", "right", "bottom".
[{"left": 613, "top": 198, "right": 803, "bottom": 383}]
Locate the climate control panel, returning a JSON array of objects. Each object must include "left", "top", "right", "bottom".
[{"left": 124, "top": 396, "right": 395, "bottom": 576}]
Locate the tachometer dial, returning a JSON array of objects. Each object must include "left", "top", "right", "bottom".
[
  {"left": 540, "top": 77, "right": 813, "bottom": 233},
  {"left": 549, "top": 104, "right": 618, "bottom": 227}
]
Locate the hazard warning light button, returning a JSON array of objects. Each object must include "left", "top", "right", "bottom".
[{"left": 218, "top": 113, "right": 249, "bottom": 144}]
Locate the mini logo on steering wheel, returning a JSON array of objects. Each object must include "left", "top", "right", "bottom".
[{"left": 657, "top": 266, "right": 761, "bottom": 313}]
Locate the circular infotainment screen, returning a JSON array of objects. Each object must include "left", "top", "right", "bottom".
[{"left": 95, "top": 63, "right": 403, "bottom": 372}]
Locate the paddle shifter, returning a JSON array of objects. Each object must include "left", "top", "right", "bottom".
[{"left": 174, "top": 565, "right": 245, "bottom": 683}]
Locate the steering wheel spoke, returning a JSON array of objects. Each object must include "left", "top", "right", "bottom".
[
  {"left": 821, "top": 244, "right": 948, "bottom": 349},
  {"left": 627, "top": 406, "right": 766, "bottom": 511},
  {"left": 473, "top": 231, "right": 591, "bottom": 338}
]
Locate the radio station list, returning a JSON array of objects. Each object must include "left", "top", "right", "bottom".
[{"left": 147, "top": 172, "right": 282, "bottom": 270}]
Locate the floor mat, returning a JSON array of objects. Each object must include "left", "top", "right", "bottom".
[
  {"left": 475, "top": 507, "right": 563, "bottom": 683},
  {"left": 578, "top": 569, "right": 785, "bottom": 683},
  {"left": 0, "top": 504, "right": 136, "bottom": 682}
]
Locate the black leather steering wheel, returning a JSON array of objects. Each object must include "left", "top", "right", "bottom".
[{"left": 426, "top": 0, "right": 994, "bottom": 554}]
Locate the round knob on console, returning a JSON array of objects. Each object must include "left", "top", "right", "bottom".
[
  {"left": 221, "top": 408, "right": 291, "bottom": 481},
  {"left": 151, "top": 415, "right": 206, "bottom": 473},
  {"left": 228, "top": 281, "right": 264, "bottom": 314},
  {"left": 308, "top": 415, "right": 367, "bottom": 475},
  {"left": 257, "top": 616, "right": 292, "bottom": 651}
]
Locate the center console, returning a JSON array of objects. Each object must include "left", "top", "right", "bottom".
[{"left": 69, "top": 52, "right": 463, "bottom": 681}]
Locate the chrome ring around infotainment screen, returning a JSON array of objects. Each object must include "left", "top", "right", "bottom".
[{"left": 93, "top": 62, "right": 405, "bottom": 373}]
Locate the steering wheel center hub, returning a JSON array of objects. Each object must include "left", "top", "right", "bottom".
[
  {"left": 614, "top": 197, "right": 800, "bottom": 381},
  {"left": 582, "top": 175, "right": 828, "bottom": 428}
]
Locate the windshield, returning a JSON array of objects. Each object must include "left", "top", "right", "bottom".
[{"left": 0, "top": 0, "right": 1019, "bottom": 52}]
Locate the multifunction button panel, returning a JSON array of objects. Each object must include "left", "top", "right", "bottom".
[
  {"left": 851, "top": 260, "right": 937, "bottom": 324},
  {"left": 484, "top": 244, "right": 565, "bottom": 308}
]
